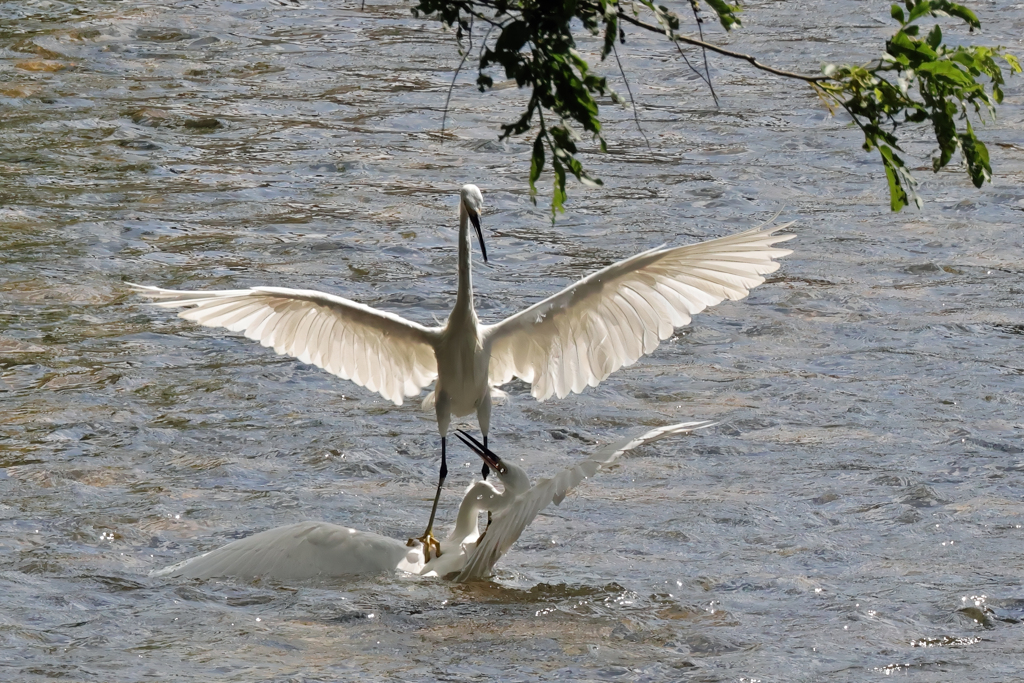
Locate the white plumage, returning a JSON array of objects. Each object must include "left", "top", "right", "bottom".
[
  {"left": 151, "top": 521, "right": 427, "bottom": 581},
  {"left": 136, "top": 285, "right": 440, "bottom": 405},
  {"left": 150, "top": 421, "right": 712, "bottom": 583},
  {"left": 484, "top": 227, "right": 794, "bottom": 401}
]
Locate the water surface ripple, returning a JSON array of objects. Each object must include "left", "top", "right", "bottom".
[{"left": 2, "top": 1, "right": 1023, "bottom": 680}]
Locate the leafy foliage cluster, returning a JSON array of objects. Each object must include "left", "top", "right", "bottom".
[
  {"left": 412, "top": 0, "right": 1019, "bottom": 217},
  {"left": 816, "top": 1, "right": 1020, "bottom": 210}
]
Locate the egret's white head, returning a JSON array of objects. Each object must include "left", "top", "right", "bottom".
[
  {"left": 455, "top": 430, "right": 531, "bottom": 496},
  {"left": 459, "top": 184, "right": 487, "bottom": 263},
  {"left": 482, "top": 450, "right": 531, "bottom": 496}
]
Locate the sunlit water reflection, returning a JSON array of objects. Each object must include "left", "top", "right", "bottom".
[{"left": 2, "top": 0, "right": 1023, "bottom": 680}]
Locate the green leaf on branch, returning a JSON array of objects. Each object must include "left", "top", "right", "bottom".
[
  {"left": 959, "top": 120, "right": 991, "bottom": 187},
  {"left": 880, "top": 145, "right": 908, "bottom": 212},
  {"left": 907, "top": 1, "right": 934, "bottom": 24},
  {"left": 932, "top": 1, "right": 980, "bottom": 29},
  {"left": 704, "top": 0, "right": 742, "bottom": 30},
  {"left": 879, "top": 144, "right": 922, "bottom": 211},
  {"left": 916, "top": 60, "right": 973, "bottom": 88},
  {"left": 551, "top": 155, "right": 567, "bottom": 216},
  {"left": 529, "top": 133, "right": 545, "bottom": 200}
]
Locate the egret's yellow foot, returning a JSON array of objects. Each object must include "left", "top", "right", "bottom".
[{"left": 408, "top": 532, "right": 442, "bottom": 562}]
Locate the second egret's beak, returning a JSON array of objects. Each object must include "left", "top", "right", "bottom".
[
  {"left": 468, "top": 211, "right": 488, "bottom": 263},
  {"left": 455, "top": 430, "right": 504, "bottom": 475}
]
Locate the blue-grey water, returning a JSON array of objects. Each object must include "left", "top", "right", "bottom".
[{"left": 2, "top": 1, "right": 1023, "bottom": 680}]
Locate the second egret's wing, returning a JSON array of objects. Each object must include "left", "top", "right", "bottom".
[
  {"left": 483, "top": 223, "right": 794, "bottom": 401},
  {"left": 130, "top": 284, "right": 439, "bottom": 405},
  {"left": 455, "top": 420, "right": 715, "bottom": 581},
  {"left": 153, "top": 521, "right": 417, "bottom": 581}
]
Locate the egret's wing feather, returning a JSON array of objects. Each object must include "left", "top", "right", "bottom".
[
  {"left": 152, "top": 521, "right": 416, "bottom": 581},
  {"left": 455, "top": 420, "right": 715, "bottom": 581},
  {"left": 129, "top": 284, "right": 440, "bottom": 405},
  {"left": 175, "top": 523, "right": 344, "bottom": 580},
  {"left": 152, "top": 523, "right": 327, "bottom": 580},
  {"left": 483, "top": 223, "right": 794, "bottom": 400}
]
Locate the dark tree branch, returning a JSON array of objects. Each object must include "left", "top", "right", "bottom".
[
  {"left": 611, "top": 42, "right": 651, "bottom": 150},
  {"left": 686, "top": 0, "right": 719, "bottom": 106},
  {"left": 615, "top": 11, "right": 830, "bottom": 83},
  {"left": 672, "top": 40, "right": 719, "bottom": 105},
  {"left": 441, "top": 16, "right": 473, "bottom": 142}
]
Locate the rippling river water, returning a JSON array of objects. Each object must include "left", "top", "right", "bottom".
[{"left": 2, "top": 1, "right": 1023, "bottom": 680}]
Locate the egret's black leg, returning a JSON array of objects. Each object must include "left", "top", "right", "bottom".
[
  {"left": 440, "top": 435, "right": 448, "bottom": 481},
  {"left": 480, "top": 435, "right": 490, "bottom": 480},
  {"left": 409, "top": 436, "right": 446, "bottom": 560},
  {"left": 482, "top": 435, "right": 493, "bottom": 529}
]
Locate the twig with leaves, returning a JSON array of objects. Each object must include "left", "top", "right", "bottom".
[{"left": 414, "top": 0, "right": 1019, "bottom": 219}]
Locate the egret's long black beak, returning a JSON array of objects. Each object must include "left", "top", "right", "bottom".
[
  {"left": 455, "top": 429, "right": 503, "bottom": 474},
  {"left": 468, "top": 212, "right": 488, "bottom": 264}
]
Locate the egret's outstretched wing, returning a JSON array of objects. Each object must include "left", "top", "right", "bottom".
[
  {"left": 483, "top": 223, "right": 794, "bottom": 400},
  {"left": 130, "top": 284, "right": 439, "bottom": 405},
  {"left": 151, "top": 521, "right": 419, "bottom": 581},
  {"left": 455, "top": 420, "right": 716, "bottom": 581}
]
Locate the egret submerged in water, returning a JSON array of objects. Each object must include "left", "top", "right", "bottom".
[
  {"left": 131, "top": 185, "right": 792, "bottom": 556},
  {"left": 150, "top": 421, "right": 713, "bottom": 583}
]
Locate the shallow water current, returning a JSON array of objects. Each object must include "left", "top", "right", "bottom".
[{"left": 2, "top": 1, "right": 1024, "bottom": 680}]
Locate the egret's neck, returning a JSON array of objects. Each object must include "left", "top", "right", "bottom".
[
  {"left": 453, "top": 201, "right": 475, "bottom": 318},
  {"left": 447, "top": 480, "right": 499, "bottom": 544}
]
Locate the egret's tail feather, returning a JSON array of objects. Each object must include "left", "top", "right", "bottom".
[{"left": 421, "top": 390, "right": 436, "bottom": 411}]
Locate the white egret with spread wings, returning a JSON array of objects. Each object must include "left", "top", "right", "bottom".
[{"left": 131, "top": 184, "right": 792, "bottom": 556}]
